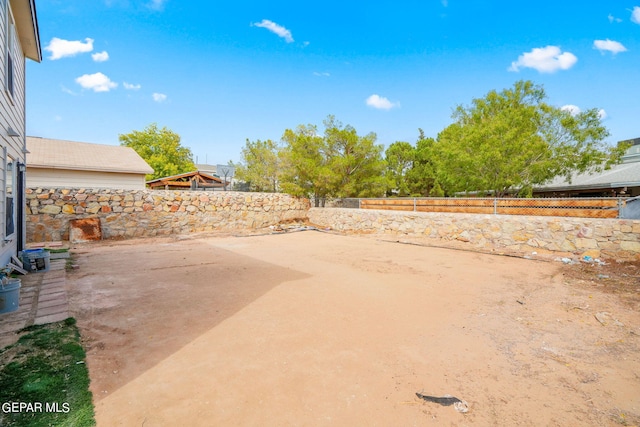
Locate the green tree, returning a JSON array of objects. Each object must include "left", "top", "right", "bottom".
[
  {"left": 119, "top": 123, "right": 195, "bottom": 180},
  {"left": 323, "top": 116, "right": 387, "bottom": 198},
  {"left": 280, "top": 124, "right": 332, "bottom": 206},
  {"left": 235, "top": 139, "right": 280, "bottom": 192},
  {"left": 279, "top": 116, "right": 387, "bottom": 205},
  {"left": 434, "top": 80, "right": 626, "bottom": 197},
  {"left": 406, "top": 130, "right": 444, "bottom": 196},
  {"left": 385, "top": 141, "right": 415, "bottom": 196}
]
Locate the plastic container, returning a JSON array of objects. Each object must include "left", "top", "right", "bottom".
[
  {"left": 21, "top": 248, "right": 51, "bottom": 273},
  {"left": 0, "top": 278, "right": 21, "bottom": 314}
]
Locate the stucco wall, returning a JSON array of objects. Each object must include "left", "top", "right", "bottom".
[
  {"left": 26, "top": 168, "right": 148, "bottom": 190},
  {"left": 308, "top": 207, "right": 640, "bottom": 260},
  {"left": 26, "top": 188, "right": 310, "bottom": 242}
]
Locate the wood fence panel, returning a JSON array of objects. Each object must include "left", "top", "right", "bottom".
[
  {"left": 497, "top": 207, "right": 618, "bottom": 218},
  {"left": 416, "top": 206, "right": 494, "bottom": 214},
  {"left": 355, "top": 198, "right": 621, "bottom": 218}
]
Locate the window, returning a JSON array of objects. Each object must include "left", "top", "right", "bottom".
[{"left": 5, "top": 156, "right": 14, "bottom": 237}]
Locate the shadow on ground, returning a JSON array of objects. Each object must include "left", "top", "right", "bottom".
[{"left": 67, "top": 237, "right": 309, "bottom": 401}]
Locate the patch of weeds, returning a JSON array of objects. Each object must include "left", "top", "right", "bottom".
[
  {"left": 45, "top": 248, "right": 69, "bottom": 254},
  {"left": 0, "top": 317, "right": 96, "bottom": 427}
]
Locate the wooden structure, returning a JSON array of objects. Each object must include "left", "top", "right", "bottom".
[
  {"left": 359, "top": 197, "right": 622, "bottom": 219},
  {"left": 146, "top": 171, "right": 224, "bottom": 190}
]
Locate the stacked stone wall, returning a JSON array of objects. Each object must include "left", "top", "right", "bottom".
[
  {"left": 308, "top": 207, "right": 640, "bottom": 260},
  {"left": 26, "top": 188, "right": 310, "bottom": 242}
]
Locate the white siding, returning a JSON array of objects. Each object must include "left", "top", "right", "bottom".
[{"left": 27, "top": 168, "right": 148, "bottom": 190}]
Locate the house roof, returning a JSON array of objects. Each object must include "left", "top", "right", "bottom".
[
  {"left": 537, "top": 163, "right": 640, "bottom": 192},
  {"left": 26, "top": 137, "right": 154, "bottom": 174},
  {"left": 535, "top": 143, "right": 640, "bottom": 192},
  {"left": 194, "top": 164, "right": 218, "bottom": 175},
  {"left": 10, "top": 0, "right": 42, "bottom": 62}
]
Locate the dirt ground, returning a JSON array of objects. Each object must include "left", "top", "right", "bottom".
[{"left": 66, "top": 230, "right": 640, "bottom": 426}]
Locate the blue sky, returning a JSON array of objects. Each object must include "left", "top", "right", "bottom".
[{"left": 26, "top": 1, "right": 640, "bottom": 164}]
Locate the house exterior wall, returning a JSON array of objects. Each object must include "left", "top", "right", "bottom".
[
  {"left": 0, "top": 0, "right": 29, "bottom": 266},
  {"left": 27, "top": 167, "right": 148, "bottom": 190}
]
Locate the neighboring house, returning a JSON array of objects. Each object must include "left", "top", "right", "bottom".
[
  {"left": 194, "top": 163, "right": 238, "bottom": 190},
  {"left": 1, "top": 0, "right": 41, "bottom": 265},
  {"left": 26, "top": 137, "right": 153, "bottom": 190},
  {"left": 146, "top": 170, "right": 223, "bottom": 190},
  {"left": 534, "top": 138, "right": 640, "bottom": 198}
]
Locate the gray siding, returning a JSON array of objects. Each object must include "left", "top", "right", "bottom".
[{"left": 0, "top": 1, "right": 28, "bottom": 265}]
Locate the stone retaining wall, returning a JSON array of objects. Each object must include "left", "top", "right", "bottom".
[
  {"left": 26, "top": 188, "right": 310, "bottom": 242},
  {"left": 308, "top": 207, "right": 640, "bottom": 260}
]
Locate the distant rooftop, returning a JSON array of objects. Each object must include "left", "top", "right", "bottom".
[
  {"left": 26, "top": 137, "right": 153, "bottom": 174},
  {"left": 535, "top": 138, "right": 640, "bottom": 192}
]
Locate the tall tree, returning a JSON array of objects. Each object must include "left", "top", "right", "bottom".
[
  {"left": 235, "top": 139, "right": 280, "bottom": 192},
  {"left": 406, "top": 131, "right": 444, "bottom": 196},
  {"left": 385, "top": 141, "right": 415, "bottom": 196},
  {"left": 434, "top": 80, "right": 626, "bottom": 197},
  {"left": 280, "top": 124, "right": 332, "bottom": 206},
  {"left": 279, "top": 116, "right": 387, "bottom": 205},
  {"left": 323, "top": 116, "right": 387, "bottom": 198},
  {"left": 119, "top": 123, "right": 194, "bottom": 180}
]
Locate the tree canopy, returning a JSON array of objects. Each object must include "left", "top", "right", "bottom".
[
  {"left": 235, "top": 139, "right": 280, "bottom": 192},
  {"left": 237, "top": 81, "right": 624, "bottom": 199},
  {"left": 279, "top": 116, "right": 386, "bottom": 205},
  {"left": 119, "top": 123, "right": 195, "bottom": 180},
  {"left": 433, "top": 80, "right": 625, "bottom": 196}
]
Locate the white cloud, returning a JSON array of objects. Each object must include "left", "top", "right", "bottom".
[
  {"left": 598, "top": 109, "right": 608, "bottom": 120},
  {"left": 148, "top": 0, "right": 166, "bottom": 10},
  {"left": 45, "top": 37, "right": 94, "bottom": 60},
  {"left": 366, "top": 94, "right": 399, "bottom": 110},
  {"left": 593, "top": 39, "right": 627, "bottom": 54},
  {"left": 75, "top": 72, "right": 117, "bottom": 92},
  {"left": 91, "top": 51, "right": 109, "bottom": 62},
  {"left": 152, "top": 93, "right": 167, "bottom": 102},
  {"left": 60, "top": 85, "right": 77, "bottom": 96},
  {"left": 561, "top": 104, "right": 581, "bottom": 116},
  {"left": 561, "top": 105, "right": 608, "bottom": 120},
  {"left": 252, "top": 19, "right": 294, "bottom": 43},
  {"left": 608, "top": 14, "right": 622, "bottom": 23},
  {"left": 508, "top": 45, "right": 577, "bottom": 73},
  {"left": 313, "top": 71, "right": 330, "bottom": 77},
  {"left": 123, "top": 82, "right": 141, "bottom": 90},
  {"left": 632, "top": 6, "right": 640, "bottom": 24}
]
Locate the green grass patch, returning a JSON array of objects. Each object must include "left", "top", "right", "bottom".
[
  {"left": 0, "top": 318, "right": 96, "bottom": 427},
  {"left": 44, "top": 248, "right": 69, "bottom": 254}
]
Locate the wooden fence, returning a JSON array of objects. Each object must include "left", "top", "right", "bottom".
[{"left": 357, "top": 197, "right": 624, "bottom": 219}]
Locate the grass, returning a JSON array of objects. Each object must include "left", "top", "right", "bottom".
[
  {"left": 0, "top": 318, "right": 96, "bottom": 427},
  {"left": 44, "top": 248, "right": 69, "bottom": 254}
]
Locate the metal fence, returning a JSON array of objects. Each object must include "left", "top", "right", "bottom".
[{"left": 321, "top": 196, "right": 640, "bottom": 219}]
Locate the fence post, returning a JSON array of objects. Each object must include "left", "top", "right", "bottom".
[
  {"left": 617, "top": 198, "right": 623, "bottom": 218},
  {"left": 414, "top": 198, "right": 416, "bottom": 212},
  {"left": 358, "top": 198, "right": 361, "bottom": 210},
  {"left": 493, "top": 198, "right": 497, "bottom": 215}
]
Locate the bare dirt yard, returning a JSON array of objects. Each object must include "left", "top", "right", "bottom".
[{"left": 66, "top": 230, "right": 640, "bottom": 426}]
